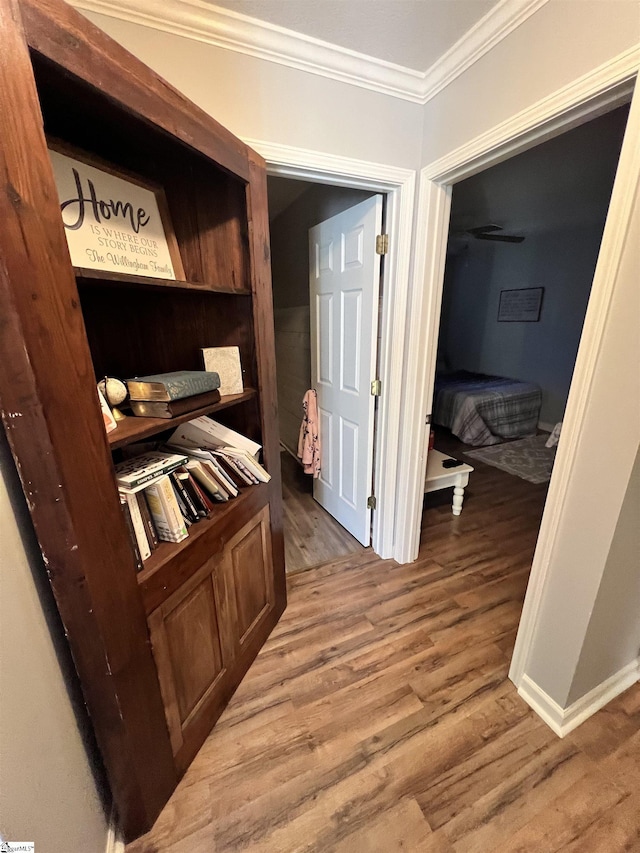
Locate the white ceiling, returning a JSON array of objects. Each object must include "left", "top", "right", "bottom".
[{"left": 211, "top": 0, "right": 500, "bottom": 72}]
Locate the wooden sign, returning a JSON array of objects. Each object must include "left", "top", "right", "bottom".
[
  {"left": 49, "top": 146, "right": 184, "bottom": 280},
  {"left": 498, "top": 287, "right": 544, "bottom": 322}
]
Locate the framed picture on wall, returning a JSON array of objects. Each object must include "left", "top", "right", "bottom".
[{"left": 498, "top": 287, "right": 544, "bottom": 322}]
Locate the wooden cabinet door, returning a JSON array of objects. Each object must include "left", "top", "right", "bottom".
[
  {"left": 147, "top": 505, "right": 275, "bottom": 762},
  {"left": 223, "top": 504, "right": 275, "bottom": 657},
  {"left": 147, "top": 553, "right": 235, "bottom": 758}
]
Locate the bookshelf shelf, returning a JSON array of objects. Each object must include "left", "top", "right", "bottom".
[
  {"left": 108, "top": 389, "right": 257, "bottom": 449},
  {"left": 1, "top": 0, "right": 285, "bottom": 841},
  {"left": 76, "top": 268, "right": 252, "bottom": 296}
]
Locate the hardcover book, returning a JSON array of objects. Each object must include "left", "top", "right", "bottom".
[
  {"left": 130, "top": 389, "right": 221, "bottom": 419},
  {"left": 144, "top": 476, "right": 188, "bottom": 542},
  {"left": 119, "top": 495, "right": 143, "bottom": 571},
  {"left": 127, "top": 370, "right": 221, "bottom": 402},
  {"left": 115, "top": 450, "right": 188, "bottom": 493},
  {"left": 121, "top": 491, "right": 151, "bottom": 561}
]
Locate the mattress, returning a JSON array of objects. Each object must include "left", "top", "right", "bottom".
[{"left": 433, "top": 371, "right": 542, "bottom": 446}]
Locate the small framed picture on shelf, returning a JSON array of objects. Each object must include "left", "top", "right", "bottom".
[
  {"left": 48, "top": 142, "right": 185, "bottom": 281},
  {"left": 201, "top": 346, "right": 244, "bottom": 396}
]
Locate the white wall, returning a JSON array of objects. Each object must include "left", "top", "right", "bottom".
[
  {"left": 567, "top": 443, "right": 640, "bottom": 704},
  {"left": 0, "top": 434, "right": 108, "bottom": 852},
  {"left": 420, "top": 0, "right": 640, "bottom": 164},
  {"left": 80, "top": 11, "right": 425, "bottom": 170}
]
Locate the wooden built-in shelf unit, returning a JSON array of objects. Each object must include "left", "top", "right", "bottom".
[{"left": 0, "top": 0, "right": 286, "bottom": 841}]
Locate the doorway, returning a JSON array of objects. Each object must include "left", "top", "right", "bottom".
[
  {"left": 267, "top": 178, "right": 383, "bottom": 571},
  {"left": 420, "top": 106, "right": 630, "bottom": 654},
  {"left": 403, "top": 73, "right": 639, "bottom": 701}
]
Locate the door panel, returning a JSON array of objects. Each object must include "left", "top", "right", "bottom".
[
  {"left": 309, "top": 195, "right": 383, "bottom": 545},
  {"left": 164, "top": 578, "right": 224, "bottom": 723},
  {"left": 230, "top": 506, "right": 274, "bottom": 645},
  {"left": 148, "top": 555, "right": 229, "bottom": 756}
]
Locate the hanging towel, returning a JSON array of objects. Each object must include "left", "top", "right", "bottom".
[{"left": 298, "top": 389, "right": 321, "bottom": 478}]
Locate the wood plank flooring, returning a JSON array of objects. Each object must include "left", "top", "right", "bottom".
[
  {"left": 280, "top": 449, "right": 364, "bottom": 573},
  {"left": 127, "top": 432, "right": 640, "bottom": 852}
]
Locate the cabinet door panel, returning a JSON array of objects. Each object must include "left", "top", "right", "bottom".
[
  {"left": 148, "top": 556, "right": 228, "bottom": 755},
  {"left": 164, "top": 577, "right": 224, "bottom": 723},
  {"left": 228, "top": 505, "right": 275, "bottom": 649}
]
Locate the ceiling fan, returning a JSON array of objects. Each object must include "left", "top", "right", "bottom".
[{"left": 466, "top": 224, "right": 525, "bottom": 243}]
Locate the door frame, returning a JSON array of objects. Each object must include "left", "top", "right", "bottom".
[
  {"left": 398, "top": 47, "right": 639, "bottom": 687},
  {"left": 244, "top": 138, "right": 416, "bottom": 560}
]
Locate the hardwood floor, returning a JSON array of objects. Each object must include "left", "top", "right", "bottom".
[
  {"left": 280, "top": 449, "right": 364, "bottom": 573},
  {"left": 126, "top": 433, "right": 640, "bottom": 852}
]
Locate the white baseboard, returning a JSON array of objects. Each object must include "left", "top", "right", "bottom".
[
  {"left": 537, "top": 420, "right": 555, "bottom": 433},
  {"left": 518, "top": 658, "right": 639, "bottom": 737},
  {"left": 105, "top": 807, "right": 124, "bottom": 853}
]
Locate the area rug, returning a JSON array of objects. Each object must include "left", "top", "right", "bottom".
[{"left": 464, "top": 434, "right": 557, "bottom": 484}]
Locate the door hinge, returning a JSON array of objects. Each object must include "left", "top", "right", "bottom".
[
  {"left": 371, "top": 379, "right": 382, "bottom": 396},
  {"left": 375, "top": 234, "right": 389, "bottom": 255},
  {"left": 425, "top": 413, "right": 432, "bottom": 424},
  {"left": 367, "top": 495, "right": 377, "bottom": 510}
]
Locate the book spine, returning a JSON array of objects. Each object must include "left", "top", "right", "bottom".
[
  {"left": 213, "top": 454, "right": 247, "bottom": 489},
  {"left": 158, "top": 475, "right": 189, "bottom": 540},
  {"left": 164, "top": 374, "right": 219, "bottom": 400},
  {"left": 186, "top": 475, "right": 214, "bottom": 515},
  {"left": 125, "top": 492, "right": 151, "bottom": 561},
  {"left": 136, "top": 491, "right": 158, "bottom": 550},
  {"left": 119, "top": 496, "right": 143, "bottom": 571},
  {"left": 180, "top": 473, "right": 209, "bottom": 517},
  {"left": 208, "top": 457, "right": 238, "bottom": 495},
  {"left": 144, "top": 478, "right": 187, "bottom": 543},
  {"left": 144, "top": 484, "right": 172, "bottom": 541},
  {"left": 201, "top": 461, "right": 231, "bottom": 500},
  {"left": 169, "top": 471, "right": 199, "bottom": 523},
  {"left": 188, "top": 464, "right": 225, "bottom": 502}
]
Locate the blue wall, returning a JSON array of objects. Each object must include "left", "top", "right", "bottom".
[{"left": 438, "top": 106, "right": 628, "bottom": 426}]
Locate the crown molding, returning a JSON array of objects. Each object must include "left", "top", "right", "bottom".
[{"left": 71, "top": 0, "right": 548, "bottom": 105}]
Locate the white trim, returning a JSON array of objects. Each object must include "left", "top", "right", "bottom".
[
  {"left": 71, "top": 0, "right": 547, "bottom": 105},
  {"left": 518, "top": 660, "right": 639, "bottom": 737},
  {"left": 400, "top": 48, "right": 639, "bottom": 674},
  {"left": 423, "top": 45, "right": 639, "bottom": 182},
  {"left": 246, "top": 138, "right": 415, "bottom": 560},
  {"left": 105, "top": 807, "right": 124, "bottom": 853},
  {"left": 420, "top": 0, "right": 549, "bottom": 105},
  {"left": 537, "top": 421, "right": 555, "bottom": 433}
]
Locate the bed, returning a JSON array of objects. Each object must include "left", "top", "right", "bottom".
[{"left": 433, "top": 371, "right": 542, "bottom": 446}]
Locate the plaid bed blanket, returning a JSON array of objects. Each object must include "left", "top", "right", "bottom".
[{"left": 433, "top": 372, "right": 542, "bottom": 446}]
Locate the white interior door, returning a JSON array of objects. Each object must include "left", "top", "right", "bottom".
[{"left": 309, "top": 195, "right": 383, "bottom": 546}]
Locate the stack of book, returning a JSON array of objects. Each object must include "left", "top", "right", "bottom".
[
  {"left": 127, "top": 370, "right": 222, "bottom": 419},
  {"left": 168, "top": 416, "right": 270, "bottom": 486},
  {"left": 115, "top": 417, "right": 270, "bottom": 569}
]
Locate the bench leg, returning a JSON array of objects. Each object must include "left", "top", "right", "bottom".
[{"left": 452, "top": 486, "right": 465, "bottom": 516}]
